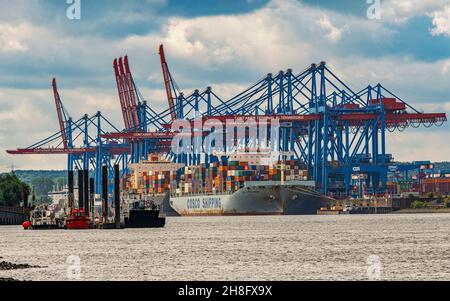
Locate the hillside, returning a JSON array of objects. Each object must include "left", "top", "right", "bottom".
[
  {"left": 13, "top": 170, "right": 67, "bottom": 187},
  {"left": 0, "top": 170, "right": 68, "bottom": 204}
]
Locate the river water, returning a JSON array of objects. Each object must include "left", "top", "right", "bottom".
[{"left": 1, "top": 214, "right": 449, "bottom": 281}]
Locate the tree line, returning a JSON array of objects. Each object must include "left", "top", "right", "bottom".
[
  {"left": 0, "top": 171, "right": 67, "bottom": 207},
  {"left": 0, "top": 173, "right": 29, "bottom": 207}
]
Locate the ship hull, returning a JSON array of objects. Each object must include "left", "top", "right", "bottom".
[
  {"left": 66, "top": 219, "right": 90, "bottom": 230},
  {"left": 124, "top": 193, "right": 181, "bottom": 217},
  {"left": 169, "top": 181, "right": 331, "bottom": 216},
  {"left": 125, "top": 210, "right": 166, "bottom": 228}
]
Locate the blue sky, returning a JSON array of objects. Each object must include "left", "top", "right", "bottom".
[{"left": 1, "top": 0, "right": 450, "bottom": 171}]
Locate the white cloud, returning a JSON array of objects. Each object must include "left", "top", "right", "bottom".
[
  {"left": 0, "top": 87, "right": 124, "bottom": 172},
  {"left": 317, "top": 15, "right": 346, "bottom": 43},
  {"left": 330, "top": 56, "right": 450, "bottom": 106},
  {"left": 0, "top": 88, "right": 60, "bottom": 171},
  {"left": 1, "top": 0, "right": 450, "bottom": 171},
  {"left": 0, "top": 22, "right": 34, "bottom": 53},
  {"left": 123, "top": 0, "right": 389, "bottom": 79},
  {"left": 124, "top": 13, "right": 304, "bottom": 73},
  {"left": 430, "top": 5, "right": 450, "bottom": 36},
  {"left": 382, "top": 0, "right": 448, "bottom": 22},
  {"left": 0, "top": 21, "right": 124, "bottom": 82},
  {"left": 442, "top": 60, "right": 450, "bottom": 75},
  {"left": 387, "top": 130, "right": 450, "bottom": 162},
  {"left": 382, "top": 0, "right": 450, "bottom": 36}
]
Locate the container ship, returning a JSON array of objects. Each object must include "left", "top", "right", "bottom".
[
  {"left": 125, "top": 153, "right": 331, "bottom": 216},
  {"left": 168, "top": 153, "right": 331, "bottom": 216}
]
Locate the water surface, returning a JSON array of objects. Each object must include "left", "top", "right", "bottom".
[{"left": 1, "top": 214, "right": 449, "bottom": 280}]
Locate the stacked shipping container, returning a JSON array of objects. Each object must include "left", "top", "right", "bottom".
[
  {"left": 125, "top": 154, "right": 310, "bottom": 197},
  {"left": 174, "top": 158, "right": 308, "bottom": 196},
  {"left": 422, "top": 178, "right": 450, "bottom": 195},
  {"left": 125, "top": 156, "right": 183, "bottom": 195}
]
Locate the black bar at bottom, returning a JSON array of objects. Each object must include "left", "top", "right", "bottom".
[{"left": 0, "top": 281, "right": 438, "bottom": 298}]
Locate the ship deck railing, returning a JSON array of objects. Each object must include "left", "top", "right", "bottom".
[{"left": 171, "top": 190, "right": 234, "bottom": 198}]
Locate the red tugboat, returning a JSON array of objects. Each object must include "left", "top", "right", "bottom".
[{"left": 65, "top": 209, "right": 90, "bottom": 230}]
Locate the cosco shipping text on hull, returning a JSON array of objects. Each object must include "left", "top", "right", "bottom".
[{"left": 169, "top": 181, "right": 330, "bottom": 216}]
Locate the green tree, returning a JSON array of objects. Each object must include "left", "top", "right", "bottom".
[
  {"left": 31, "top": 176, "right": 55, "bottom": 196},
  {"left": 36, "top": 195, "right": 52, "bottom": 206},
  {"left": 443, "top": 197, "right": 450, "bottom": 208},
  {"left": 407, "top": 194, "right": 418, "bottom": 202},
  {"left": 0, "top": 172, "right": 29, "bottom": 207},
  {"left": 411, "top": 200, "right": 425, "bottom": 209},
  {"left": 55, "top": 177, "right": 67, "bottom": 189}
]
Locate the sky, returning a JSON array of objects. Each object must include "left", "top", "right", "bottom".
[{"left": 0, "top": 0, "right": 450, "bottom": 171}]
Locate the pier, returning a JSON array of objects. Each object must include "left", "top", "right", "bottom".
[{"left": 0, "top": 207, "right": 24, "bottom": 225}]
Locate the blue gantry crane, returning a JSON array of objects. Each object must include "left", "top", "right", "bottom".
[
  {"left": 7, "top": 78, "right": 130, "bottom": 194},
  {"left": 104, "top": 46, "right": 447, "bottom": 197},
  {"left": 8, "top": 45, "right": 447, "bottom": 198}
]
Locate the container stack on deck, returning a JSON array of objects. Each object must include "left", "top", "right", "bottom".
[
  {"left": 173, "top": 158, "right": 308, "bottom": 196},
  {"left": 127, "top": 170, "right": 176, "bottom": 195},
  {"left": 125, "top": 156, "right": 182, "bottom": 195}
]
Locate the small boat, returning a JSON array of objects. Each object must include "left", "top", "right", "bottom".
[
  {"left": 28, "top": 205, "right": 61, "bottom": 230},
  {"left": 65, "top": 209, "right": 90, "bottom": 230},
  {"left": 123, "top": 199, "right": 166, "bottom": 228}
]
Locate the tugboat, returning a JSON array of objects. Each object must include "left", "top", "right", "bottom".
[
  {"left": 123, "top": 199, "right": 166, "bottom": 228},
  {"left": 120, "top": 154, "right": 180, "bottom": 228},
  {"left": 65, "top": 209, "right": 90, "bottom": 230},
  {"left": 27, "top": 205, "right": 61, "bottom": 230}
]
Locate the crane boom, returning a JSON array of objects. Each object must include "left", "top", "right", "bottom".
[
  {"left": 159, "top": 44, "right": 177, "bottom": 121},
  {"left": 113, "top": 58, "right": 131, "bottom": 130},
  {"left": 123, "top": 56, "right": 140, "bottom": 130},
  {"left": 118, "top": 57, "right": 134, "bottom": 130},
  {"left": 52, "top": 78, "right": 68, "bottom": 149}
]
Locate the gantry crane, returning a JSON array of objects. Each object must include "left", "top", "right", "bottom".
[
  {"left": 9, "top": 46, "right": 445, "bottom": 197},
  {"left": 7, "top": 79, "right": 130, "bottom": 194},
  {"left": 103, "top": 46, "right": 447, "bottom": 196}
]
